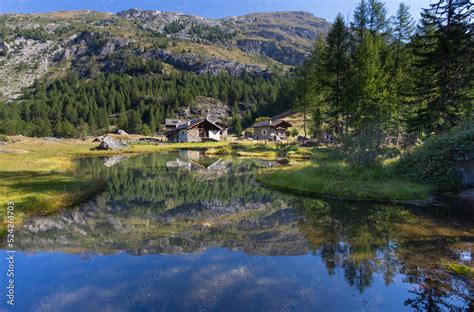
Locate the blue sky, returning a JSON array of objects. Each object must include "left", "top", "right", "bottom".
[{"left": 0, "top": 0, "right": 430, "bottom": 22}]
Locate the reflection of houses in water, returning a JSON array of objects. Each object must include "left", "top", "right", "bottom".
[
  {"left": 165, "top": 158, "right": 194, "bottom": 171},
  {"left": 166, "top": 157, "right": 230, "bottom": 176},
  {"left": 166, "top": 151, "right": 231, "bottom": 179},
  {"left": 103, "top": 155, "right": 132, "bottom": 168},
  {"left": 179, "top": 150, "right": 201, "bottom": 161}
]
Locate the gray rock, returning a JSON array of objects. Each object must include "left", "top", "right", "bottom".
[{"left": 95, "top": 136, "right": 128, "bottom": 150}]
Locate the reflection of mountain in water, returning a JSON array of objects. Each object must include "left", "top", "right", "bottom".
[{"left": 15, "top": 152, "right": 474, "bottom": 310}]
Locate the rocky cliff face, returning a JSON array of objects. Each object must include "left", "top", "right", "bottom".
[
  {"left": 224, "top": 11, "right": 330, "bottom": 65},
  {"left": 236, "top": 39, "right": 308, "bottom": 66},
  {"left": 0, "top": 9, "right": 330, "bottom": 101},
  {"left": 146, "top": 49, "right": 271, "bottom": 76}
]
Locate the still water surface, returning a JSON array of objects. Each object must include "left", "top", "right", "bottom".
[{"left": 1, "top": 151, "right": 473, "bottom": 311}]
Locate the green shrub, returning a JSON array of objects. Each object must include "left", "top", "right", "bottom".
[{"left": 396, "top": 124, "right": 474, "bottom": 191}]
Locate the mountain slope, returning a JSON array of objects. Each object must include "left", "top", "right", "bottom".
[{"left": 0, "top": 9, "right": 330, "bottom": 101}]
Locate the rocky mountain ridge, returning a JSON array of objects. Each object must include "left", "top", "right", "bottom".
[{"left": 0, "top": 9, "right": 330, "bottom": 101}]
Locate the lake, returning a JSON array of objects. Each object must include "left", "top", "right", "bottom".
[{"left": 1, "top": 151, "right": 472, "bottom": 311}]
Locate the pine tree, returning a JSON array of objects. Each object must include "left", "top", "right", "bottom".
[
  {"left": 352, "top": 0, "right": 369, "bottom": 46},
  {"left": 232, "top": 113, "right": 243, "bottom": 137},
  {"left": 294, "top": 38, "right": 327, "bottom": 138},
  {"left": 367, "top": 0, "right": 387, "bottom": 34},
  {"left": 352, "top": 32, "right": 388, "bottom": 129},
  {"left": 410, "top": 0, "right": 473, "bottom": 134},
  {"left": 323, "top": 14, "right": 351, "bottom": 134},
  {"left": 126, "top": 111, "right": 143, "bottom": 134},
  {"left": 388, "top": 3, "right": 415, "bottom": 141}
]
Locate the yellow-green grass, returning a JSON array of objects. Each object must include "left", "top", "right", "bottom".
[
  {"left": 0, "top": 137, "right": 109, "bottom": 235},
  {"left": 257, "top": 150, "right": 432, "bottom": 202}
]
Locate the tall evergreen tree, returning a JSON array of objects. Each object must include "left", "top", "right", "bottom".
[
  {"left": 294, "top": 38, "right": 327, "bottom": 138},
  {"left": 352, "top": 0, "right": 369, "bottom": 46},
  {"left": 323, "top": 14, "right": 352, "bottom": 134},
  {"left": 388, "top": 3, "right": 415, "bottom": 141},
  {"left": 410, "top": 0, "right": 473, "bottom": 134},
  {"left": 352, "top": 32, "right": 388, "bottom": 129},
  {"left": 367, "top": 0, "right": 388, "bottom": 34}
]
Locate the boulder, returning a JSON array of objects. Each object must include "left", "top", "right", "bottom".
[
  {"left": 117, "top": 129, "right": 128, "bottom": 135},
  {"left": 95, "top": 136, "right": 128, "bottom": 150}
]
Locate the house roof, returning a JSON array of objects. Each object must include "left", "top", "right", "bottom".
[
  {"left": 174, "top": 118, "right": 223, "bottom": 131},
  {"left": 252, "top": 119, "right": 293, "bottom": 128}
]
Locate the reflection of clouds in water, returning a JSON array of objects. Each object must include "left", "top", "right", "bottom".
[
  {"left": 256, "top": 277, "right": 281, "bottom": 286},
  {"left": 186, "top": 265, "right": 250, "bottom": 310},
  {"left": 35, "top": 286, "right": 93, "bottom": 312}
]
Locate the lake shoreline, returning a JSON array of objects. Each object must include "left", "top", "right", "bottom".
[{"left": 0, "top": 135, "right": 436, "bottom": 234}]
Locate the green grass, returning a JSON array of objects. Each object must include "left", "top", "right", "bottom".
[{"left": 257, "top": 150, "right": 432, "bottom": 201}]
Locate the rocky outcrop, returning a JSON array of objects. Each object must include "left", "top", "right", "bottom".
[
  {"left": 237, "top": 39, "right": 308, "bottom": 66},
  {"left": 146, "top": 49, "right": 272, "bottom": 76},
  {"left": 224, "top": 11, "right": 329, "bottom": 65},
  {"left": 0, "top": 37, "right": 58, "bottom": 100}
]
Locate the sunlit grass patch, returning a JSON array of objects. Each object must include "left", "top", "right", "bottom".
[{"left": 257, "top": 151, "right": 432, "bottom": 201}]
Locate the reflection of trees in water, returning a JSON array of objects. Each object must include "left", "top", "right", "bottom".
[
  {"left": 34, "top": 155, "right": 472, "bottom": 310},
  {"left": 404, "top": 269, "right": 472, "bottom": 312},
  {"left": 295, "top": 198, "right": 473, "bottom": 310},
  {"left": 76, "top": 153, "right": 281, "bottom": 213}
]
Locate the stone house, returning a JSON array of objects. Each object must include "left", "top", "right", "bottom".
[
  {"left": 252, "top": 119, "right": 293, "bottom": 140},
  {"left": 167, "top": 118, "right": 223, "bottom": 142}
]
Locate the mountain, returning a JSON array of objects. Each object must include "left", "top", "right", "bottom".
[{"left": 0, "top": 9, "right": 330, "bottom": 101}]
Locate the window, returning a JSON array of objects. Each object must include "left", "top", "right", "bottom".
[{"left": 262, "top": 129, "right": 267, "bottom": 135}]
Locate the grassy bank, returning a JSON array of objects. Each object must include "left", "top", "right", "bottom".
[
  {"left": 257, "top": 150, "right": 432, "bottom": 201},
  {"left": 0, "top": 137, "right": 110, "bottom": 235}
]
